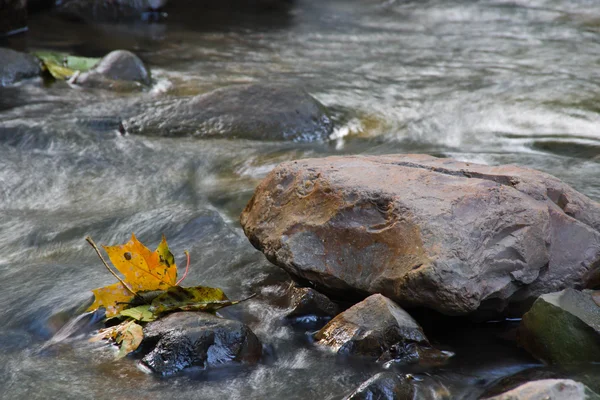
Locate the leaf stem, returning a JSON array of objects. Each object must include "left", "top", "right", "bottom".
[
  {"left": 176, "top": 250, "right": 190, "bottom": 286},
  {"left": 85, "top": 236, "right": 137, "bottom": 297}
]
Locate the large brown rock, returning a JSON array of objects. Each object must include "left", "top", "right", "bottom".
[{"left": 241, "top": 154, "right": 600, "bottom": 315}]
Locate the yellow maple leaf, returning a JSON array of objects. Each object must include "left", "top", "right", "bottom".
[
  {"left": 87, "top": 234, "right": 178, "bottom": 317},
  {"left": 88, "top": 282, "right": 135, "bottom": 317},
  {"left": 103, "top": 233, "right": 177, "bottom": 291}
]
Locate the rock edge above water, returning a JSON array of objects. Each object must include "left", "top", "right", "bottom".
[{"left": 241, "top": 154, "right": 600, "bottom": 315}]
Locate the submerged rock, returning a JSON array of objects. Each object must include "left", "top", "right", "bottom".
[
  {"left": 74, "top": 50, "right": 150, "bottom": 90},
  {"left": 57, "top": 0, "right": 167, "bottom": 21},
  {"left": 345, "top": 372, "right": 451, "bottom": 400},
  {"left": 0, "top": 48, "right": 41, "bottom": 86},
  {"left": 315, "top": 294, "right": 447, "bottom": 364},
  {"left": 240, "top": 154, "right": 600, "bottom": 315},
  {"left": 141, "top": 312, "right": 262, "bottom": 375},
  {"left": 285, "top": 286, "right": 340, "bottom": 320},
  {"left": 483, "top": 379, "right": 600, "bottom": 400},
  {"left": 122, "top": 83, "right": 333, "bottom": 141},
  {"left": 518, "top": 289, "right": 600, "bottom": 364}
]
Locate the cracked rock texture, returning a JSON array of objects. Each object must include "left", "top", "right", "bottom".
[{"left": 241, "top": 154, "right": 600, "bottom": 315}]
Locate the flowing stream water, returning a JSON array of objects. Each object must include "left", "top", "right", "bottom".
[{"left": 1, "top": 0, "right": 600, "bottom": 398}]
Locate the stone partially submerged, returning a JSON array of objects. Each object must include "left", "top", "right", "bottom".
[
  {"left": 315, "top": 294, "right": 448, "bottom": 364},
  {"left": 0, "top": 48, "right": 41, "bottom": 86},
  {"left": 518, "top": 289, "right": 600, "bottom": 364},
  {"left": 285, "top": 286, "right": 340, "bottom": 320},
  {"left": 121, "top": 83, "right": 333, "bottom": 141},
  {"left": 57, "top": 0, "right": 167, "bottom": 21},
  {"left": 241, "top": 154, "right": 600, "bottom": 315},
  {"left": 483, "top": 379, "right": 600, "bottom": 400},
  {"left": 141, "top": 312, "right": 262, "bottom": 375},
  {"left": 345, "top": 372, "right": 451, "bottom": 400},
  {"left": 74, "top": 50, "right": 151, "bottom": 90}
]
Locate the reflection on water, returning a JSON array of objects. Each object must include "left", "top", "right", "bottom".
[{"left": 1, "top": 0, "right": 600, "bottom": 398}]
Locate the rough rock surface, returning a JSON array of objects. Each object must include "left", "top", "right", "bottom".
[
  {"left": 121, "top": 83, "right": 333, "bottom": 141},
  {"left": 141, "top": 312, "right": 262, "bottom": 375},
  {"left": 315, "top": 294, "right": 446, "bottom": 363},
  {"left": 518, "top": 289, "right": 600, "bottom": 364},
  {"left": 285, "top": 286, "right": 340, "bottom": 319},
  {"left": 345, "top": 372, "right": 450, "bottom": 400},
  {"left": 483, "top": 379, "right": 600, "bottom": 400},
  {"left": 241, "top": 154, "right": 600, "bottom": 315},
  {"left": 0, "top": 48, "right": 41, "bottom": 86},
  {"left": 75, "top": 50, "right": 150, "bottom": 89}
]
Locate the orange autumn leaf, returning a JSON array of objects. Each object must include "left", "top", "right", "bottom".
[
  {"left": 88, "top": 282, "right": 135, "bottom": 317},
  {"left": 104, "top": 233, "right": 177, "bottom": 291},
  {"left": 87, "top": 234, "right": 178, "bottom": 317}
]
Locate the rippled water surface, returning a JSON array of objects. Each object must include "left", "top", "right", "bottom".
[{"left": 1, "top": 0, "right": 600, "bottom": 398}]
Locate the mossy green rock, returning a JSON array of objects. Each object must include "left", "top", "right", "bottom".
[{"left": 518, "top": 289, "right": 600, "bottom": 364}]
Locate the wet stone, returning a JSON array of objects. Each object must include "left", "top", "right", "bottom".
[
  {"left": 0, "top": 48, "right": 41, "bottom": 86},
  {"left": 141, "top": 312, "right": 262, "bottom": 376},
  {"left": 517, "top": 289, "right": 600, "bottom": 365},
  {"left": 285, "top": 286, "right": 340, "bottom": 320},
  {"left": 75, "top": 50, "right": 151, "bottom": 90},
  {"left": 345, "top": 372, "right": 451, "bottom": 400},
  {"left": 315, "top": 294, "right": 448, "bottom": 364},
  {"left": 241, "top": 154, "right": 600, "bottom": 316},
  {"left": 56, "top": 0, "right": 168, "bottom": 21},
  {"left": 122, "top": 83, "right": 334, "bottom": 141},
  {"left": 482, "top": 379, "right": 600, "bottom": 400}
]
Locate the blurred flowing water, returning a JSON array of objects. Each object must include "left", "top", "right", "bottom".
[{"left": 1, "top": 0, "right": 600, "bottom": 398}]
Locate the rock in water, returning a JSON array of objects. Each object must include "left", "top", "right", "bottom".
[
  {"left": 75, "top": 50, "right": 150, "bottom": 89},
  {"left": 0, "top": 48, "right": 41, "bottom": 86},
  {"left": 121, "top": 83, "right": 334, "bottom": 141},
  {"left": 141, "top": 312, "right": 262, "bottom": 375},
  {"left": 315, "top": 294, "right": 447, "bottom": 364},
  {"left": 518, "top": 289, "right": 600, "bottom": 364},
  {"left": 345, "top": 372, "right": 451, "bottom": 400},
  {"left": 483, "top": 379, "right": 600, "bottom": 400},
  {"left": 285, "top": 286, "right": 340, "bottom": 320},
  {"left": 57, "top": 0, "right": 168, "bottom": 21},
  {"left": 241, "top": 154, "right": 600, "bottom": 315}
]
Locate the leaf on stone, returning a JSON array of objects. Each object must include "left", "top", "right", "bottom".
[
  {"left": 119, "top": 305, "right": 157, "bottom": 322},
  {"left": 104, "top": 233, "right": 177, "bottom": 292},
  {"left": 87, "top": 282, "right": 135, "bottom": 318},
  {"left": 115, "top": 320, "right": 144, "bottom": 359},
  {"left": 63, "top": 55, "right": 100, "bottom": 71},
  {"left": 148, "top": 285, "right": 229, "bottom": 315},
  {"left": 90, "top": 324, "right": 121, "bottom": 343},
  {"left": 87, "top": 234, "right": 177, "bottom": 317},
  {"left": 33, "top": 51, "right": 100, "bottom": 80},
  {"left": 90, "top": 320, "right": 144, "bottom": 359}
]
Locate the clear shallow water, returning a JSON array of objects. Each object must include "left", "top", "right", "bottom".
[{"left": 1, "top": 0, "right": 600, "bottom": 398}]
